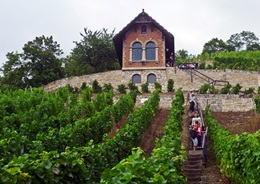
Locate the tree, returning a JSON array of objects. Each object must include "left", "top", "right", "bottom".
[
  {"left": 226, "top": 31, "right": 260, "bottom": 51},
  {"left": 0, "top": 52, "right": 26, "bottom": 89},
  {"left": 175, "top": 49, "right": 196, "bottom": 64},
  {"left": 0, "top": 36, "right": 64, "bottom": 89},
  {"left": 175, "top": 49, "right": 189, "bottom": 61},
  {"left": 202, "top": 38, "right": 232, "bottom": 54},
  {"left": 65, "top": 28, "right": 120, "bottom": 77},
  {"left": 226, "top": 33, "right": 244, "bottom": 51},
  {"left": 240, "top": 31, "right": 260, "bottom": 51}
]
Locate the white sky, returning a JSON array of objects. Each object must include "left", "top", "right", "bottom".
[{"left": 0, "top": 0, "right": 260, "bottom": 68}]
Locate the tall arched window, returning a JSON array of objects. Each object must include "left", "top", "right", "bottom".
[
  {"left": 147, "top": 73, "right": 156, "bottom": 83},
  {"left": 132, "top": 42, "right": 142, "bottom": 61},
  {"left": 146, "top": 42, "right": 156, "bottom": 60}
]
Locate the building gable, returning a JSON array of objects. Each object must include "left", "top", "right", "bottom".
[{"left": 113, "top": 9, "right": 175, "bottom": 69}]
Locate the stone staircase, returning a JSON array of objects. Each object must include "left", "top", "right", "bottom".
[{"left": 183, "top": 150, "right": 206, "bottom": 184}]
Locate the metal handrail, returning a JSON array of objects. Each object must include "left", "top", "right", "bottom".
[
  {"left": 194, "top": 101, "right": 208, "bottom": 166},
  {"left": 182, "top": 68, "right": 229, "bottom": 86},
  {"left": 196, "top": 101, "right": 204, "bottom": 127}
]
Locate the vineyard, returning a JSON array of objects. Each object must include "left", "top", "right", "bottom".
[
  {"left": 205, "top": 107, "right": 260, "bottom": 184},
  {"left": 199, "top": 50, "right": 260, "bottom": 71},
  {"left": 0, "top": 85, "right": 259, "bottom": 183},
  {"left": 0, "top": 86, "right": 186, "bottom": 183}
]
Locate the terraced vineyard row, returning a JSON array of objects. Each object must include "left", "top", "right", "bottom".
[{"left": 0, "top": 87, "right": 162, "bottom": 183}]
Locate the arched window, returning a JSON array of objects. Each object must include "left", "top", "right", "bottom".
[
  {"left": 132, "top": 42, "right": 142, "bottom": 61},
  {"left": 147, "top": 73, "right": 156, "bottom": 83},
  {"left": 146, "top": 42, "right": 156, "bottom": 60},
  {"left": 132, "top": 74, "right": 141, "bottom": 83}
]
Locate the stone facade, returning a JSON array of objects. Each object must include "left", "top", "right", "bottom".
[
  {"left": 195, "top": 94, "right": 255, "bottom": 112},
  {"left": 134, "top": 93, "right": 255, "bottom": 112},
  {"left": 44, "top": 69, "right": 258, "bottom": 112},
  {"left": 44, "top": 68, "right": 259, "bottom": 93}
]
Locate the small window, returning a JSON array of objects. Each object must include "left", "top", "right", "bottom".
[
  {"left": 147, "top": 73, "right": 156, "bottom": 83},
  {"left": 146, "top": 42, "right": 156, "bottom": 60},
  {"left": 141, "top": 25, "right": 147, "bottom": 34},
  {"left": 132, "top": 42, "right": 142, "bottom": 61},
  {"left": 132, "top": 74, "right": 141, "bottom": 83}
]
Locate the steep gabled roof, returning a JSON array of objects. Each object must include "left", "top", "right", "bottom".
[{"left": 113, "top": 9, "right": 175, "bottom": 68}]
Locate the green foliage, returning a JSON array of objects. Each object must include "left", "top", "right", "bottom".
[
  {"left": 117, "top": 84, "right": 126, "bottom": 94},
  {"left": 81, "top": 86, "right": 93, "bottom": 102},
  {"left": 0, "top": 89, "right": 159, "bottom": 183},
  {"left": 254, "top": 95, "right": 260, "bottom": 113},
  {"left": 220, "top": 83, "right": 232, "bottom": 94},
  {"left": 141, "top": 82, "right": 150, "bottom": 93},
  {"left": 244, "top": 87, "right": 255, "bottom": 95},
  {"left": 202, "top": 38, "right": 232, "bottom": 54},
  {"left": 199, "top": 61, "right": 206, "bottom": 69},
  {"left": 199, "top": 83, "right": 217, "bottom": 94},
  {"left": 127, "top": 82, "right": 139, "bottom": 92},
  {"left": 101, "top": 88, "right": 186, "bottom": 183},
  {"left": 103, "top": 82, "right": 113, "bottom": 92},
  {"left": 199, "top": 84, "right": 211, "bottom": 94},
  {"left": 0, "top": 36, "right": 64, "bottom": 89},
  {"left": 154, "top": 82, "right": 162, "bottom": 92},
  {"left": 92, "top": 79, "right": 102, "bottom": 93},
  {"left": 80, "top": 82, "right": 87, "bottom": 90},
  {"left": 167, "top": 79, "right": 175, "bottom": 92},
  {"left": 231, "top": 84, "right": 242, "bottom": 94},
  {"left": 199, "top": 50, "right": 260, "bottom": 71},
  {"left": 205, "top": 108, "right": 260, "bottom": 183},
  {"left": 64, "top": 28, "right": 120, "bottom": 77}
]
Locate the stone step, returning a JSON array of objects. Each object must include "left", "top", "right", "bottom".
[
  {"left": 185, "top": 159, "right": 202, "bottom": 165},
  {"left": 183, "top": 167, "right": 202, "bottom": 173},
  {"left": 187, "top": 181, "right": 207, "bottom": 184},
  {"left": 186, "top": 175, "right": 202, "bottom": 182},
  {"left": 188, "top": 150, "right": 203, "bottom": 155},
  {"left": 187, "top": 155, "right": 203, "bottom": 161}
]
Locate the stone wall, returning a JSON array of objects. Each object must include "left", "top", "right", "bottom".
[
  {"left": 135, "top": 93, "right": 255, "bottom": 112},
  {"left": 44, "top": 68, "right": 260, "bottom": 94},
  {"left": 195, "top": 94, "right": 255, "bottom": 112}
]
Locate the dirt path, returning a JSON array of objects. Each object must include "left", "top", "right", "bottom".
[{"left": 139, "top": 108, "right": 170, "bottom": 157}]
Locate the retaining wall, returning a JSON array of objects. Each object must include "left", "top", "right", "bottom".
[
  {"left": 135, "top": 93, "right": 255, "bottom": 112},
  {"left": 44, "top": 68, "right": 260, "bottom": 93}
]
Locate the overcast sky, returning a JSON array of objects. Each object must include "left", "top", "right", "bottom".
[{"left": 1, "top": 0, "right": 260, "bottom": 68}]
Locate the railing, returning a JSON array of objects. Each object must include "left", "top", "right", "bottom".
[
  {"left": 193, "top": 101, "right": 208, "bottom": 166},
  {"left": 179, "top": 65, "right": 229, "bottom": 86}
]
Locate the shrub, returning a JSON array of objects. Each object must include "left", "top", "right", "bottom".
[
  {"left": 117, "top": 84, "right": 126, "bottom": 94},
  {"left": 103, "top": 83, "right": 113, "bottom": 92},
  {"left": 231, "top": 84, "right": 242, "bottom": 94},
  {"left": 244, "top": 87, "right": 255, "bottom": 95},
  {"left": 154, "top": 82, "right": 162, "bottom": 92},
  {"left": 199, "top": 61, "right": 205, "bottom": 69},
  {"left": 220, "top": 83, "right": 232, "bottom": 94},
  {"left": 167, "top": 79, "right": 175, "bottom": 92},
  {"left": 81, "top": 82, "right": 87, "bottom": 90},
  {"left": 141, "top": 83, "right": 150, "bottom": 93},
  {"left": 206, "top": 64, "right": 213, "bottom": 69},
  {"left": 199, "top": 84, "right": 210, "bottom": 94},
  {"left": 92, "top": 80, "right": 102, "bottom": 93},
  {"left": 127, "top": 82, "right": 139, "bottom": 92}
]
